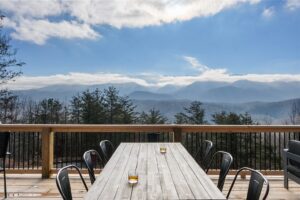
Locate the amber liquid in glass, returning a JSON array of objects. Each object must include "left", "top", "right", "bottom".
[
  {"left": 128, "top": 175, "right": 138, "bottom": 184},
  {"left": 160, "top": 147, "right": 167, "bottom": 154}
]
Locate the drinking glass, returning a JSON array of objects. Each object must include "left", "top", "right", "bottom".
[
  {"left": 160, "top": 145, "right": 167, "bottom": 154},
  {"left": 128, "top": 170, "right": 138, "bottom": 185}
]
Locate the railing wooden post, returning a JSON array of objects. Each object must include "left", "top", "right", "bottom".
[
  {"left": 41, "top": 128, "right": 54, "bottom": 179},
  {"left": 173, "top": 127, "right": 182, "bottom": 142}
]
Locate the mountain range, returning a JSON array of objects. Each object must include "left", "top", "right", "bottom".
[
  {"left": 12, "top": 80, "right": 300, "bottom": 123},
  {"left": 14, "top": 80, "right": 300, "bottom": 103}
]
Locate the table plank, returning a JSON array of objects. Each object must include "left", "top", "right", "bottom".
[
  {"left": 131, "top": 143, "right": 148, "bottom": 200},
  {"left": 98, "top": 144, "right": 133, "bottom": 200},
  {"left": 154, "top": 144, "right": 179, "bottom": 200},
  {"left": 114, "top": 143, "right": 141, "bottom": 200},
  {"left": 175, "top": 143, "right": 225, "bottom": 199},
  {"left": 83, "top": 143, "right": 127, "bottom": 200},
  {"left": 164, "top": 143, "right": 194, "bottom": 199},
  {"left": 168, "top": 143, "right": 211, "bottom": 199},
  {"left": 146, "top": 144, "right": 163, "bottom": 200}
]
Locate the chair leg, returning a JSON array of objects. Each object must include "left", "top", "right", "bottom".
[
  {"left": 284, "top": 174, "right": 289, "bottom": 189},
  {"left": 4, "top": 168, "right": 7, "bottom": 198}
]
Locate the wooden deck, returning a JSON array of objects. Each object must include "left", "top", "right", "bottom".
[{"left": 1, "top": 174, "right": 300, "bottom": 199}]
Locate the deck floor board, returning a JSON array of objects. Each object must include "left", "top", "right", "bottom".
[{"left": 0, "top": 174, "right": 299, "bottom": 199}]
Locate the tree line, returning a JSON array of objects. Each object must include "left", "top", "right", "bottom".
[{"left": 0, "top": 86, "right": 257, "bottom": 126}]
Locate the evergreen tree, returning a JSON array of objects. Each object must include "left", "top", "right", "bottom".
[
  {"left": 118, "top": 96, "right": 137, "bottom": 124},
  {"left": 103, "top": 87, "right": 122, "bottom": 124},
  {"left": 70, "top": 94, "right": 82, "bottom": 123},
  {"left": 80, "top": 89, "right": 105, "bottom": 124},
  {"left": 36, "top": 98, "right": 63, "bottom": 124},
  {"left": 175, "top": 101, "right": 206, "bottom": 124},
  {"left": 139, "top": 108, "right": 167, "bottom": 124}
]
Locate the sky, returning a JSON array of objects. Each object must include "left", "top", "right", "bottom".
[{"left": 1, "top": 0, "right": 300, "bottom": 90}]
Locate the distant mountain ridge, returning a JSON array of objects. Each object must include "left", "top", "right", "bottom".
[
  {"left": 14, "top": 81, "right": 300, "bottom": 123},
  {"left": 13, "top": 80, "right": 300, "bottom": 103},
  {"left": 11, "top": 80, "right": 300, "bottom": 123},
  {"left": 133, "top": 98, "right": 300, "bottom": 124}
]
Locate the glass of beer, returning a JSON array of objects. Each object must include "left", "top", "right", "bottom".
[
  {"left": 128, "top": 170, "right": 138, "bottom": 185},
  {"left": 160, "top": 145, "right": 167, "bottom": 154}
]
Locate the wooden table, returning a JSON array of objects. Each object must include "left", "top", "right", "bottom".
[{"left": 84, "top": 143, "right": 225, "bottom": 200}]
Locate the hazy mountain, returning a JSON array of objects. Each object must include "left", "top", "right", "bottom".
[
  {"left": 14, "top": 82, "right": 150, "bottom": 101},
  {"left": 11, "top": 80, "right": 300, "bottom": 123},
  {"left": 12, "top": 80, "right": 300, "bottom": 103},
  {"left": 173, "top": 81, "right": 228, "bottom": 100},
  {"left": 133, "top": 98, "right": 300, "bottom": 124},
  {"left": 129, "top": 91, "right": 173, "bottom": 100},
  {"left": 173, "top": 80, "right": 300, "bottom": 102}
]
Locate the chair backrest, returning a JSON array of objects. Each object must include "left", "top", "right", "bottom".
[
  {"left": 227, "top": 167, "right": 269, "bottom": 200},
  {"left": 83, "top": 150, "right": 103, "bottom": 184},
  {"left": 56, "top": 165, "right": 88, "bottom": 200},
  {"left": 0, "top": 132, "right": 10, "bottom": 159},
  {"left": 194, "top": 140, "right": 213, "bottom": 170},
  {"left": 288, "top": 140, "right": 300, "bottom": 167},
  {"left": 99, "top": 140, "right": 114, "bottom": 164},
  {"left": 206, "top": 151, "right": 233, "bottom": 191}
]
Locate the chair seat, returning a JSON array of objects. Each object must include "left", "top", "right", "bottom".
[{"left": 287, "top": 165, "right": 300, "bottom": 177}]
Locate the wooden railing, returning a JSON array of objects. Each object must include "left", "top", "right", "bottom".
[{"left": 1, "top": 124, "right": 300, "bottom": 178}]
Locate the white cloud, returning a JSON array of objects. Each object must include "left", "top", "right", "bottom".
[
  {"left": 4, "top": 57, "right": 300, "bottom": 90},
  {"left": 3, "top": 18, "right": 100, "bottom": 45},
  {"left": 3, "top": 72, "right": 153, "bottom": 90},
  {"left": 262, "top": 7, "right": 274, "bottom": 18},
  {"left": 286, "top": 0, "right": 300, "bottom": 10},
  {"left": 0, "top": 0, "right": 261, "bottom": 44},
  {"left": 183, "top": 56, "right": 210, "bottom": 72}
]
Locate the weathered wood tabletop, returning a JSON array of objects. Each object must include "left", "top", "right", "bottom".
[{"left": 84, "top": 143, "right": 225, "bottom": 200}]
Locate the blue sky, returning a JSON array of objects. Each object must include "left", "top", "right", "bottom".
[{"left": 1, "top": 0, "right": 300, "bottom": 89}]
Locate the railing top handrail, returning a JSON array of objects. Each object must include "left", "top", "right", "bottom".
[{"left": 1, "top": 124, "right": 300, "bottom": 133}]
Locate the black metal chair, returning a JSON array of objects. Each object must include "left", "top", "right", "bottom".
[
  {"left": 83, "top": 150, "right": 103, "bottom": 184},
  {"left": 56, "top": 165, "right": 88, "bottom": 200},
  {"left": 205, "top": 151, "right": 233, "bottom": 191},
  {"left": 194, "top": 140, "right": 213, "bottom": 171},
  {"left": 0, "top": 132, "right": 10, "bottom": 198},
  {"left": 226, "top": 167, "right": 269, "bottom": 200},
  {"left": 283, "top": 140, "right": 300, "bottom": 189},
  {"left": 99, "top": 140, "right": 115, "bottom": 165}
]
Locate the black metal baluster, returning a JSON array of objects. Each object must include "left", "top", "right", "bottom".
[
  {"left": 27, "top": 133, "right": 30, "bottom": 169},
  {"left": 239, "top": 133, "right": 242, "bottom": 168},
  {"left": 75, "top": 133, "right": 79, "bottom": 167},
  {"left": 8, "top": 133, "right": 13, "bottom": 169},
  {"left": 18, "top": 133, "right": 21, "bottom": 169},
  {"left": 37, "top": 133, "right": 40, "bottom": 169},
  {"left": 32, "top": 132, "right": 35, "bottom": 169},
  {"left": 80, "top": 133, "right": 83, "bottom": 168},
  {"left": 269, "top": 132, "right": 272, "bottom": 170},
  {"left": 259, "top": 132, "right": 262, "bottom": 170},
  {"left": 71, "top": 133, "right": 74, "bottom": 165},
  {"left": 279, "top": 132, "right": 282, "bottom": 169},
  {"left": 254, "top": 132, "right": 257, "bottom": 169},
  {"left": 62, "top": 133, "right": 65, "bottom": 168},
  {"left": 264, "top": 132, "right": 267, "bottom": 170},
  {"left": 274, "top": 132, "right": 277, "bottom": 170},
  {"left": 22, "top": 133, "right": 25, "bottom": 169}
]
